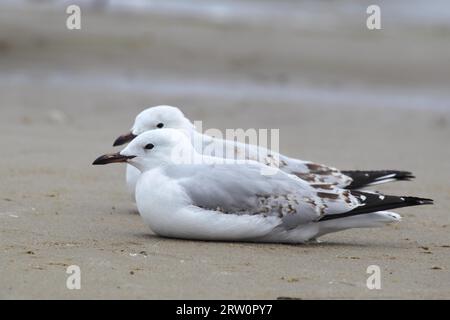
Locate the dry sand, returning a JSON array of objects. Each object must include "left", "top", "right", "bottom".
[{"left": 0, "top": 5, "right": 449, "bottom": 299}]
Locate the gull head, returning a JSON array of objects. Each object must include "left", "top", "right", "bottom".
[
  {"left": 113, "top": 105, "right": 195, "bottom": 146},
  {"left": 94, "top": 128, "right": 195, "bottom": 172}
]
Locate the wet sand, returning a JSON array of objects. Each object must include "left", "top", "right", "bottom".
[{"left": 0, "top": 5, "right": 449, "bottom": 299}]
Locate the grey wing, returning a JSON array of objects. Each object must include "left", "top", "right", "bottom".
[{"left": 164, "top": 163, "right": 362, "bottom": 227}]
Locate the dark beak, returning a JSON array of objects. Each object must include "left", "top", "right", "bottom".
[
  {"left": 92, "top": 152, "right": 136, "bottom": 165},
  {"left": 113, "top": 132, "right": 137, "bottom": 146}
]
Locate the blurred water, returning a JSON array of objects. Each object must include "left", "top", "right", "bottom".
[
  {"left": 6, "top": 0, "right": 450, "bottom": 28},
  {"left": 2, "top": 70, "right": 449, "bottom": 112},
  {"left": 1, "top": 0, "right": 449, "bottom": 112}
]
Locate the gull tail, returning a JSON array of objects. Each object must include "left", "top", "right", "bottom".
[
  {"left": 315, "top": 211, "right": 402, "bottom": 238},
  {"left": 341, "top": 170, "right": 415, "bottom": 189},
  {"left": 319, "top": 191, "right": 433, "bottom": 222}
]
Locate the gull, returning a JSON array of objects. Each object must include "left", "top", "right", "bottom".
[
  {"left": 113, "top": 105, "right": 414, "bottom": 199},
  {"left": 93, "top": 129, "right": 432, "bottom": 243}
]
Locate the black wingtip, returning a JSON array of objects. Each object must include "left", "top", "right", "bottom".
[
  {"left": 341, "top": 170, "right": 416, "bottom": 189},
  {"left": 318, "top": 192, "right": 433, "bottom": 222},
  {"left": 402, "top": 196, "right": 434, "bottom": 206},
  {"left": 391, "top": 171, "right": 415, "bottom": 181}
]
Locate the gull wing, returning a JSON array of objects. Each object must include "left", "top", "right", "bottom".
[{"left": 164, "top": 163, "right": 362, "bottom": 228}]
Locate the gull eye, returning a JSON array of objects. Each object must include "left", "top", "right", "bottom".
[
  {"left": 144, "top": 143, "right": 154, "bottom": 150},
  {"left": 156, "top": 123, "right": 164, "bottom": 128}
]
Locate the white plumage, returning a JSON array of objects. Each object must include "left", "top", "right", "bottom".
[
  {"left": 112, "top": 129, "right": 402, "bottom": 243},
  {"left": 115, "top": 105, "right": 414, "bottom": 200}
]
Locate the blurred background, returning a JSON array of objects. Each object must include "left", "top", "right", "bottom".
[
  {"left": 1, "top": 0, "right": 450, "bottom": 299},
  {"left": 1, "top": 0, "right": 450, "bottom": 113},
  {"left": 2, "top": 0, "right": 450, "bottom": 172}
]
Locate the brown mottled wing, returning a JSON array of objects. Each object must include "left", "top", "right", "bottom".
[{"left": 283, "top": 159, "right": 353, "bottom": 187}]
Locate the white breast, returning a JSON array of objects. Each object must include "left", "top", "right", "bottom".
[
  {"left": 126, "top": 164, "right": 140, "bottom": 200},
  {"left": 134, "top": 168, "right": 280, "bottom": 241}
]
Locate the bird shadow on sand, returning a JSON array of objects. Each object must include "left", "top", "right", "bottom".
[
  {"left": 128, "top": 208, "right": 140, "bottom": 215},
  {"left": 112, "top": 206, "right": 139, "bottom": 215},
  {"left": 132, "top": 232, "right": 406, "bottom": 250}
]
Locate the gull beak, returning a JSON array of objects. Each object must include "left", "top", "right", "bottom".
[
  {"left": 113, "top": 132, "right": 137, "bottom": 147},
  {"left": 92, "top": 152, "right": 136, "bottom": 165}
]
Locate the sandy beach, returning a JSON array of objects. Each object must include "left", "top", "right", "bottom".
[{"left": 1, "top": 3, "right": 449, "bottom": 299}]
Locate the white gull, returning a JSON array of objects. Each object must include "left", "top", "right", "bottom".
[
  {"left": 94, "top": 129, "right": 431, "bottom": 243},
  {"left": 113, "top": 106, "right": 415, "bottom": 200}
]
